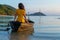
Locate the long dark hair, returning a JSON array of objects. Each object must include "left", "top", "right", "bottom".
[{"left": 18, "top": 3, "right": 25, "bottom": 10}]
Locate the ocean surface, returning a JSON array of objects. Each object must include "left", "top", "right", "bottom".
[{"left": 1, "top": 16, "right": 60, "bottom": 40}]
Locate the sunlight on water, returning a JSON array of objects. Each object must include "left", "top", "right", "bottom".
[
  {"left": 29, "top": 16, "right": 60, "bottom": 33},
  {"left": 1, "top": 16, "right": 60, "bottom": 40}
]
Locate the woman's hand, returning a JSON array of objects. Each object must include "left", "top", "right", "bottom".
[{"left": 25, "top": 19, "right": 29, "bottom": 23}]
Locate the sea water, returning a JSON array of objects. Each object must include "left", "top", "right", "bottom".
[{"left": 1, "top": 16, "right": 60, "bottom": 40}]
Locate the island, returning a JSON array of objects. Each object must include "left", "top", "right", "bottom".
[
  {"left": 26, "top": 12, "right": 46, "bottom": 16},
  {"left": 0, "top": 4, "right": 16, "bottom": 15}
]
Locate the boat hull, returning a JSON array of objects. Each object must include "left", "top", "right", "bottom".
[
  {"left": 18, "top": 23, "right": 34, "bottom": 33},
  {"left": 10, "top": 20, "right": 34, "bottom": 33}
]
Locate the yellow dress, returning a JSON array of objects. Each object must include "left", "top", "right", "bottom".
[{"left": 16, "top": 9, "right": 25, "bottom": 23}]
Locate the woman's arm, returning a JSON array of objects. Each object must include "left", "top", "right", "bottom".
[
  {"left": 23, "top": 10, "right": 29, "bottom": 23},
  {"left": 24, "top": 14, "right": 29, "bottom": 23}
]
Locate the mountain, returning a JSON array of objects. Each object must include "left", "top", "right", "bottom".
[
  {"left": 0, "top": 4, "right": 46, "bottom": 16},
  {"left": 27, "top": 12, "right": 46, "bottom": 16},
  {"left": 0, "top": 4, "right": 16, "bottom": 15}
]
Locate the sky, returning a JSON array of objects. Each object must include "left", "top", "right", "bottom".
[{"left": 0, "top": 0, "right": 60, "bottom": 15}]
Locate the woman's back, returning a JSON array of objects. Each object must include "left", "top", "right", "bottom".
[{"left": 16, "top": 9, "right": 25, "bottom": 23}]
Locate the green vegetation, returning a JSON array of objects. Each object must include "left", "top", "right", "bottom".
[{"left": 0, "top": 4, "right": 16, "bottom": 15}]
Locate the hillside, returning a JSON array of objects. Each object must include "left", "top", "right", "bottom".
[
  {"left": 0, "top": 4, "right": 16, "bottom": 15},
  {"left": 0, "top": 4, "right": 46, "bottom": 16},
  {"left": 27, "top": 12, "right": 46, "bottom": 16}
]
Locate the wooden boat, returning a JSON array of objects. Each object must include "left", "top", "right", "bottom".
[
  {"left": 0, "top": 15, "right": 34, "bottom": 34},
  {"left": 10, "top": 20, "right": 34, "bottom": 33},
  {"left": 18, "top": 21, "right": 34, "bottom": 32}
]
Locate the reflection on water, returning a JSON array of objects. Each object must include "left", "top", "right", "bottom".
[
  {"left": 10, "top": 32, "right": 32, "bottom": 40},
  {"left": 1, "top": 16, "right": 60, "bottom": 40},
  {"left": 0, "top": 30, "right": 34, "bottom": 40}
]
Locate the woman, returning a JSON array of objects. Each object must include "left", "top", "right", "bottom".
[
  {"left": 10, "top": 3, "right": 28, "bottom": 32},
  {"left": 14, "top": 3, "right": 28, "bottom": 23}
]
